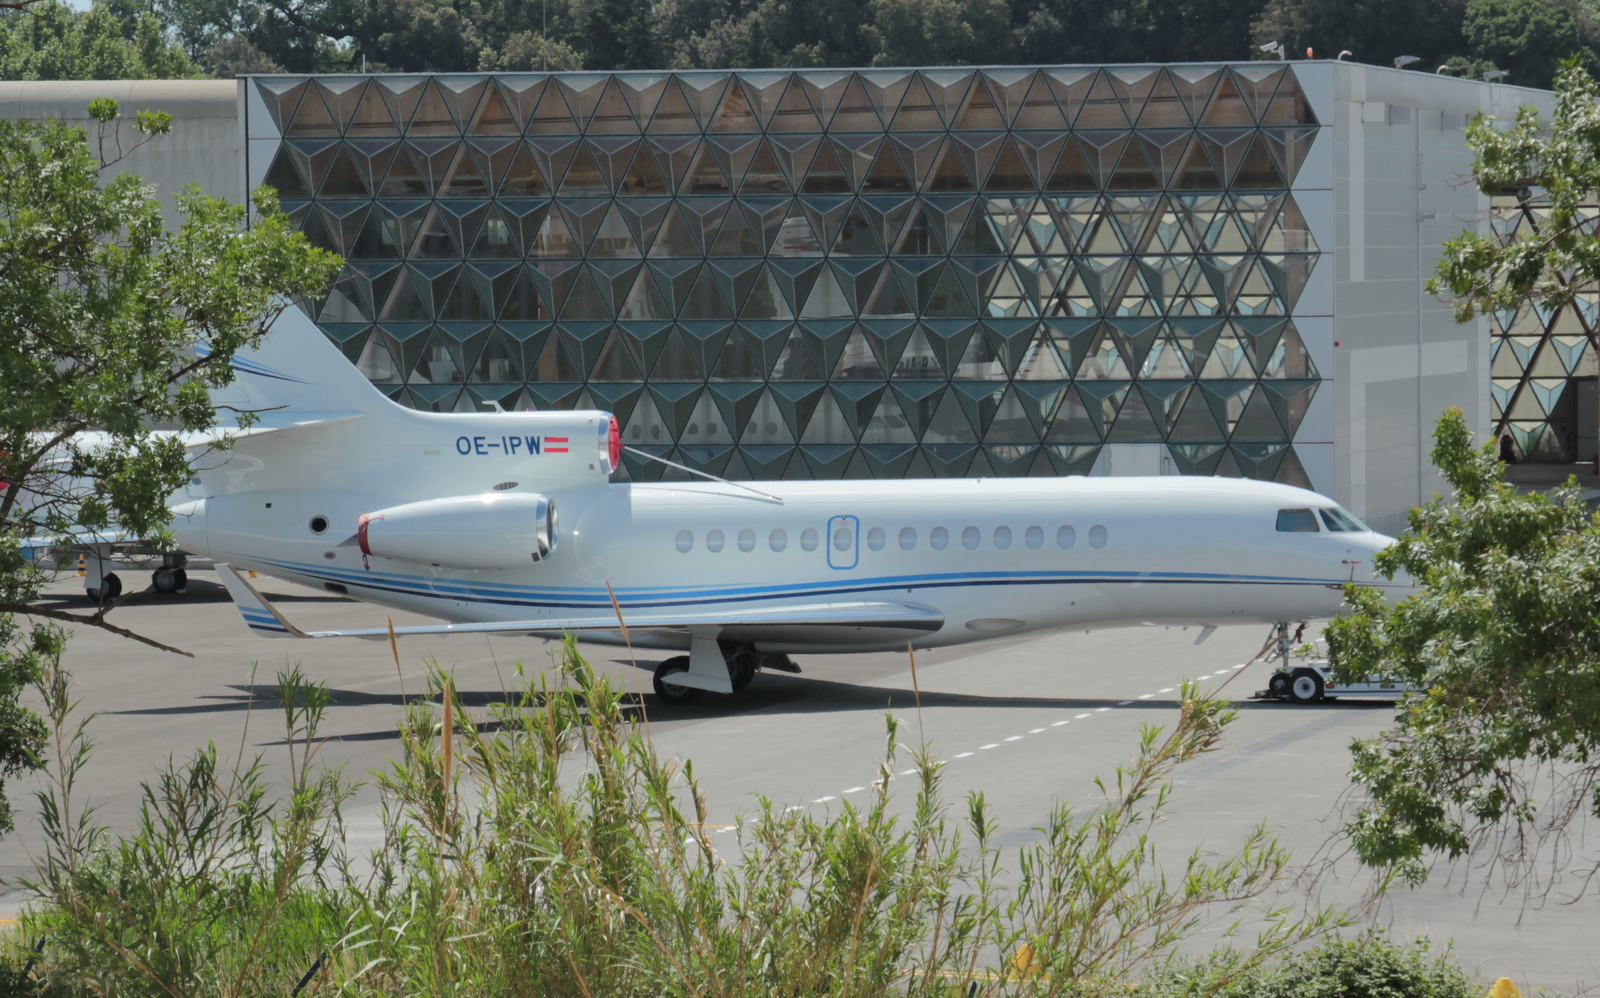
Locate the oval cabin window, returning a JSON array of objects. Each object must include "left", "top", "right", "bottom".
[
  {"left": 899, "top": 527, "right": 917, "bottom": 550},
  {"left": 930, "top": 526, "right": 949, "bottom": 550},
  {"left": 769, "top": 528, "right": 787, "bottom": 551},
  {"left": 675, "top": 529, "right": 693, "bottom": 553},
  {"left": 707, "top": 529, "right": 725, "bottom": 553},
  {"left": 800, "top": 527, "right": 820, "bottom": 552},
  {"left": 738, "top": 528, "right": 756, "bottom": 552},
  {"left": 962, "top": 526, "right": 980, "bottom": 550},
  {"left": 866, "top": 526, "right": 886, "bottom": 551},
  {"left": 993, "top": 526, "right": 1012, "bottom": 550},
  {"left": 1057, "top": 525, "right": 1076, "bottom": 549},
  {"left": 1025, "top": 525, "right": 1043, "bottom": 549},
  {"left": 1088, "top": 524, "right": 1107, "bottom": 548}
]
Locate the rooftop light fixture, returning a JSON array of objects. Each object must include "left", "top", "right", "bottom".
[
  {"left": 1337, "top": 50, "right": 1352, "bottom": 60},
  {"left": 1481, "top": 69, "right": 1507, "bottom": 81},
  {"left": 1437, "top": 65, "right": 1453, "bottom": 74},
  {"left": 1394, "top": 55, "right": 1421, "bottom": 69},
  {"left": 1259, "top": 41, "right": 1285, "bottom": 59}
]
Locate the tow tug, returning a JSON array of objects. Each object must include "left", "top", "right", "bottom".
[{"left": 1251, "top": 623, "right": 1417, "bottom": 704}]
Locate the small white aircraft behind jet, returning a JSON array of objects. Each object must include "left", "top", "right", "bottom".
[{"left": 174, "top": 312, "right": 1397, "bottom": 703}]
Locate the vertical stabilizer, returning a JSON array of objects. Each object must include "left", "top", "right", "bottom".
[{"left": 207, "top": 309, "right": 394, "bottom": 419}]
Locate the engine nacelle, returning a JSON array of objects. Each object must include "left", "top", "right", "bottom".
[{"left": 357, "top": 493, "right": 557, "bottom": 570}]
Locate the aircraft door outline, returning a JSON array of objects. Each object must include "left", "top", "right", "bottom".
[{"left": 826, "top": 515, "right": 859, "bottom": 570}]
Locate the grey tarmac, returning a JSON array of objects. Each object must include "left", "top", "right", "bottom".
[{"left": 4, "top": 570, "right": 1595, "bottom": 993}]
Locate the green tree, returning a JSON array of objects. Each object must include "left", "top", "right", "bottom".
[
  {"left": 1460, "top": 0, "right": 1590, "bottom": 88},
  {"left": 1330, "top": 64, "right": 1600, "bottom": 890},
  {"left": 0, "top": 0, "right": 198, "bottom": 80},
  {"left": 1250, "top": 0, "right": 1467, "bottom": 69},
  {"left": 0, "top": 100, "right": 341, "bottom": 837}
]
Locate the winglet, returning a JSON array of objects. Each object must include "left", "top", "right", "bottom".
[{"left": 215, "top": 564, "right": 307, "bottom": 639}]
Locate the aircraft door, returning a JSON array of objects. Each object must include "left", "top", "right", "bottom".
[{"left": 826, "top": 515, "right": 859, "bottom": 570}]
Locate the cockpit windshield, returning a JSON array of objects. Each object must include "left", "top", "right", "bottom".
[
  {"left": 1318, "top": 507, "right": 1366, "bottom": 532},
  {"left": 1276, "top": 508, "right": 1319, "bottom": 532}
]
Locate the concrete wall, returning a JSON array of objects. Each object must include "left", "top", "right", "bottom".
[
  {"left": 0, "top": 80, "right": 239, "bottom": 228},
  {"left": 1316, "top": 64, "right": 1552, "bottom": 533}
]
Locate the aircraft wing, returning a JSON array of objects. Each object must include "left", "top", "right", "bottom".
[{"left": 216, "top": 564, "right": 944, "bottom": 641}]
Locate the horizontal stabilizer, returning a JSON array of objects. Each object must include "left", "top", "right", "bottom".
[
  {"left": 213, "top": 564, "right": 943, "bottom": 641},
  {"left": 183, "top": 412, "right": 363, "bottom": 450}
]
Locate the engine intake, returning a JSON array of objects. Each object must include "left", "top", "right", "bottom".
[{"left": 357, "top": 493, "right": 557, "bottom": 570}]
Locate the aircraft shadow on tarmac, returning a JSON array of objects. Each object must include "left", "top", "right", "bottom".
[
  {"left": 110, "top": 662, "right": 1392, "bottom": 746},
  {"left": 35, "top": 577, "right": 354, "bottom": 608}
]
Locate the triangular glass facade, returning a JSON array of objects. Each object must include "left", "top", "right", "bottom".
[{"left": 262, "top": 65, "right": 1322, "bottom": 484}]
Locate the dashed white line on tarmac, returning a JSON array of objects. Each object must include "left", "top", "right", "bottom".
[
  {"left": 1053, "top": 720, "right": 1070, "bottom": 726},
  {"left": 1075, "top": 713, "right": 1092, "bottom": 718},
  {"left": 1004, "top": 735, "right": 1023, "bottom": 742},
  {"left": 954, "top": 751, "right": 974, "bottom": 758},
  {"left": 1137, "top": 694, "right": 1154, "bottom": 699},
  {"left": 842, "top": 787, "right": 865, "bottom": 794},
  {"left": 1029, "top": 728, "right": 1045, "bottom": 733},
  {"left": 980, "top": 743, "right": 999, "bottom": 750}
]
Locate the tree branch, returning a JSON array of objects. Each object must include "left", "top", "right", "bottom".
[{"left": 0, "top": 603, "right": 193, "bottom": 657}]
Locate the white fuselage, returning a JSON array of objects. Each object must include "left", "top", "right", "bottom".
[{"left": 175, "top": 474, "right": 1392, "bottom": 654}]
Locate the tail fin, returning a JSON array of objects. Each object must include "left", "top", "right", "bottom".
[{"left": 207, "top": 309, "right": 394, "bottom": 418}]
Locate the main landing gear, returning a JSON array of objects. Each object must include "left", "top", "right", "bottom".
[
  {"left": 651, "top": 643, "right": 799, "bottom": 705},
  {"left": 151, "top": 554, "right": 188, "bottom": 595}
]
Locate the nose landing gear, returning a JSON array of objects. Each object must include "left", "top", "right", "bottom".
[{"left": 1255, "top": 621, "right": 1325, "bottom": 703}]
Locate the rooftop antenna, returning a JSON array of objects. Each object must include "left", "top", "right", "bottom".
[
  {"left": 1259, "top": 40, "right": 1285, "bottom": 59},
  {"left": 1436, "top": 65, "right": 1453, "bottom": 74},
  {"left": 1394, "top": 55, "right": 1421, "bottom": 69},
  {"left": 1337, "top": 50, "right": 1352, "bottom": 60},
  {"left": 1481, "top": 69, "right": 1507, "bottom": 82}
]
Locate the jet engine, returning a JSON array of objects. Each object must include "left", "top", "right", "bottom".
[{"left": 357, "top": 493, "right": 557, "bottom": 570}]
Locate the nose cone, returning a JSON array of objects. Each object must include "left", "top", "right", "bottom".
[
  {"left": 169, "top": 499, "right": 209, "bottom": 557},
  {"left": 1355, "top": 530, "right": 1416, "bottom": 602}
]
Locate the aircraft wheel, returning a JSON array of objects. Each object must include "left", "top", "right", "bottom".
[
  {"left": 87, "top": 572, "right": 122, "bottom": 603},
  {"left": 1267, "top": 671, "right": 1291, "bottom": 698},
  {"left": 1287, "top": 668, "right": 1324, "bottom": 704},
  {"left": 653, "top": 657, "right": 703, "bottom": 705},
  {"left": 152, "top": 568, "right": 180, "bottom": 594},
  {"left": 727, "top": 649, "right": 758, "bottom": 691},
  {"left": 172, "top": 569, "right": 187, "bottom": 591}
]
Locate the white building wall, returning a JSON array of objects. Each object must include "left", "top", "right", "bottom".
[
  {"left": 0, "top": 80, "right": 239, "bottom": 229},
  {"left": 1322, "top": 65, "right": 1551, "bottom": 534}
]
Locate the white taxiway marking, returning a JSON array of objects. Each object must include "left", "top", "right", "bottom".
[{"left": 794, "top": 664, "right": 1250, "bottom": 814}]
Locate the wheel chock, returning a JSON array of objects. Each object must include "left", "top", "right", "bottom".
[{"left": 1488, "top": 978, "right": 1522, "bottom": 998}]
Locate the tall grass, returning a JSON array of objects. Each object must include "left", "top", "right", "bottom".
[{"left": 11, "top": 639, "right": 1352, "bottom": 997}]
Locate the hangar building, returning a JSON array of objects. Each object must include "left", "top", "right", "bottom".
[{"left": 0, "top": 64, "right": 1561, "bottom": 534}]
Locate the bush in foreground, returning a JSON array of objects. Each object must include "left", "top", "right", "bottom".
[{"left": 3, "top": 640, "right": 1385, "bottom": 996}]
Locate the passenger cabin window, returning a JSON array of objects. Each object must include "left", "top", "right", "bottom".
[
  {"left": 1088, "top": 524, "right": 1107, "bottom": 548},
  {"left": 800, "top": 527, "right": 820, "bottom": 551},
  {"left": 1025, "top": 526, "right": 1043, "bottom": 549},
  {"left": 930, "top": 526, "right": 949, "bottom": 550},
  {"left": 1276, "top": 508, "right": 1319, "bottom": 532},
  {"left": 1319, "top": 507, "right": 1366, "bottom": 532},
  {"left": 993, "top": 526, "right": 1012, "bottom": 549},
  {"left": 770, "top": 528, "right": 787, "bottom": 551},
  {"left": 706, "top": 529, "right": 726, "bottom": 552},
  {"left": 961, "top": 526, "right": 980, "bottom": 550},
  {"left": 866, "top": 526, "right": 886, "bottom": 551},
  {"left": 675, "top": 529, "right": 693, "bottom": 553},
  {"left": 899, "top": 527, "right": 917, "bottom": 550},
  {"left": 1057, "top": 525, "right": 1076, "bottom": 549},
  {"left": 738, "top": 528, "right": 756, "bottom": 552}
]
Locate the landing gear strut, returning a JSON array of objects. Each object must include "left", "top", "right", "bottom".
[
  {"left": 650, "top": 644, "right": 800, "bottom": 705},
  {"left": 1260, "top": 621, "right": 1322, "bottom": 703},
  {"left": 152, "top": 554, "right": 188, "bottom": 595}
]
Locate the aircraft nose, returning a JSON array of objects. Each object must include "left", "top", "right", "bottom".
[
  {"left": 1349, "top": 530, "right": 1416, "bottom": 601},
  {"left": 169, "top": 499, "right": 209, "bottom": 557}
]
